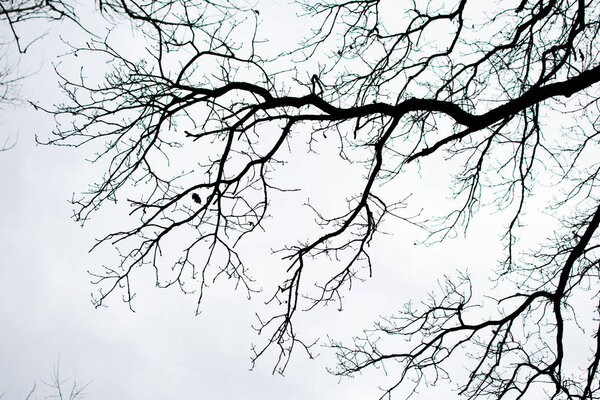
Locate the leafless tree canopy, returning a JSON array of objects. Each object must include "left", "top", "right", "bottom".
[{"left": 23, "top": 0, "right": 600, "bottom": 397}]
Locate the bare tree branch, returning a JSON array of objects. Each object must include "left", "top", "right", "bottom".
[{"left": 26, "top": 0, "right": 600, "bottom": 397}]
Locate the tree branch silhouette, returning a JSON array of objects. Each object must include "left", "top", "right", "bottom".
[{"left": 38, "top": 0, "right": 600, "bottom": 396}]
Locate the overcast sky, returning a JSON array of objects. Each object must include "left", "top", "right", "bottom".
[{"left": 0, "top": 3, "right": 510, "bottom": 399}]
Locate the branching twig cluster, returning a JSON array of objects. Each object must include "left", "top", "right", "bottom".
[{"left": 28, "top": 0, "right": 600, "bottom": 396}]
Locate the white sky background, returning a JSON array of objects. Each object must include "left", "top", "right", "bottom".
[{"left": 0, "top": 1, "right": 548, "bottom": 399}]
